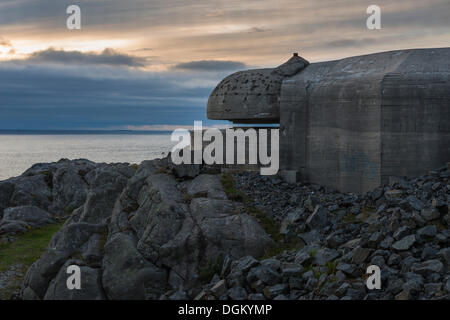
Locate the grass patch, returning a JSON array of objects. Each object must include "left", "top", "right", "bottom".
[
  {"left": 155, "top": 166, "right": 173, "bottom": 175},
  {"left": 326, "top": 260, "right": 338, "bottom": 275},
  {"left": 358, "top": 206, "right": 376, "bottom": 222},
  {"left": 130, "top": 163, "right": 139, "bottom": 171},
  {"left": 198, "top": 255, "right": 224, "bottom": 284},
  {"left": 39, "top": 170, "right": 52, "bottom": 177},
  {"left": 221, "top": 173, "right": 301, "bottom": 259},
  {"left": 0, "top": 221, "right": 64, "bottom": 299},
  {"left": 64, "top": 206, "right": 74, "bottom": 215},
  {"left": 182, "top": 192, "right": 208, "bottom": 204},
  {"left": 221, "top": 174, "right": 246, "bottom": 202},
  {"left": 0, "top": 222, "right": 65, "bottom": 272},
  {"left": 39, "top": 170, "right": 54, "bottom": 189},
  {"left": 308, "top": 248, "right": 318, "bottom": 258},
  {"left": 304, "top": 264, "right": 321, "bottom": 279},
  {"left": 343, "top": 213, "right": 356, "bottom": 223}
]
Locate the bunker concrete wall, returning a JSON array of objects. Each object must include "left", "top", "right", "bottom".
[
  {"left": 380, "top": 49, "right": 450, "bottom": 184},
  {"left": 280, "top": 48, "right": 450, "bottom": 193}
]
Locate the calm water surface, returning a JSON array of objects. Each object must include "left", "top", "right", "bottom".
[{"left": 0, "top": 134, "right": 176, "bottom": 180}]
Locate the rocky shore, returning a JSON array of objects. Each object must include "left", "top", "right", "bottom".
[{"left": 0, "top": 157, "right": 448, "bottom": 300}]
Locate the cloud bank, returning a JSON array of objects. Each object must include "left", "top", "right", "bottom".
[
  {"left": 25, "top": 48, "right": 148, "bottom": 67},
  {"left": 173, "top": 60, "right": 247, "bottom": 72}
]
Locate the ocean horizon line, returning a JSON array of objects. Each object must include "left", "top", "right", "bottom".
[{"left": 0, "top": 129, "right": 173, "bottom": 135}]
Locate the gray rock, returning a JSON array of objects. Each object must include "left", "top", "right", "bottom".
[
  {"left": 387, "top": 253, "right": 402, "bottom": 266},
  {"left": 0, "top": 181, "right": 14, "bottom": 220},
  {"left": 395, "top": 290, "right": 411, "bottom": 300},
  {"left": 80, "top": 233, "right": 105, "bottom": 267},
  {"left": 403, "top": 195, "right": 424, "bottom": 211},
  {"left": 260, "top": 258, "right": 281, "bottom": 271},
  {"left": 351, "top": 247, "right": 371, "bottom": 264},
  {"left": 50, "top": 161, "right": 95, "bottom": 214},
  {"left": 387, "top": 278, "right": 404, "bottom": 295},
  {"left": 336, "top": 263, "right": 359, "bottom": 277},
  {"left": 249, "top": 293, "right": 265, "bottom": 300},
  {"left": 314, "top": 248, "right": 339, "bottom": 266},
  {"left": 210, "top": 279, "right": 227, "bottom": 298},
  {"left": 44, "top": 262, "right": 106, "bottom": 300},
  {"left": 8, "top": 174, "right": 52, "bottom": 210},
  {"left": 247, "top": 265, "right": 281, "bottom": 286},
  {"left": 424, "top": 283, "right": 442, "bottom": 297},
  {"left": 306, "top": 205, "right": 329, "bottom": 229},
  {"left": 420, "top": 208, "right": 440, "bottom": 221},
  {"left": 379, "top": 236, "right": 394, "bottom": 249},
  {"left": 392, "top": 235, "right": 416, "bottom": 251},
  {"left": 0, "top": 220, "right": 29, "bottom": 235},
  {"left": 2, "top": 206, "right": 54, "bottom": 227},
  {"left": 274, "top": 294, "right": 289, "bottom": 300},
  {"left": 298, "top": 230, "right": 323, "bottom": 244},
  {"left": 393, "top": 226, "right": 411, "bottom": 240},
  {"left": 280, "top": 208, "right": 304, "bottom": 235},
  {"left": 263, "top": 283, "right": 288, "bottom": 299},
  {"left": 233, "top": 256, "right": 260, "bottom": 273},
  {"left": 367, "top": 231, "right": 383, "bottom": 248},
  {"left": 417, "top": 225, "right": 437, "bottom": 238},
  {"left": 78, "top": 164, "right": 134, "bottom": 224},
  {"left": 384, "top": 190, "right": 403, "bottom": 200},
  {"left": 294, "top": 252, "right": 312, "bottom": 266},
  {"left": 282, "top": 267, "right": 303, "bottom": 278},
  {"left": 335, "top": 282, "right": 351, "bottom": 297},
  {"left": 325, "top": 233, "right": 345, "bottom": 248},
  {"left": 288, "top": 277, "right": 303, "bottom": 290},
  {"left": 170, "top": 163, "right": 200, "bottom": 178},
  {"left": 168, "top": 290, "right": 189, "bottom": 300},
  {"left": 227, "top": 286, "right": 247, "bottom": 300},
  {"left": 370, "top": 255, "right": 386, "bottom": 267},
  {"left": 102, "top": 232, "right": 168, "bottom": 300},
  {"left": 411, "top": 259, "right": 444, "bottom": 276},
  {"left": 186, "top": 174, "right": 227, "bottom": 200},
  {"left": 21, "top": 222, "right": 108, "bottom": 299},
  {"left": 438, "top": 248, "right": 450, "bottom": 264}
]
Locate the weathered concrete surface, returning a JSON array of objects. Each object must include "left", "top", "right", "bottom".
[
  {"left": 207, "top": 54, "right": 309, "bottom": 123},
  {"left": 280, "top": 48, "right": 450, "bottom": 193},
  {"left": 207, "top": 48, "right": 450, "bottom": 193}
]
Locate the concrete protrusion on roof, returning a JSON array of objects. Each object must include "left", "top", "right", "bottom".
[
  {"left": 206, "top": 53, "right": 309, "bottom": 123},
  {"left": 273, "top": 53, "right": 309, "bottom": 77}
]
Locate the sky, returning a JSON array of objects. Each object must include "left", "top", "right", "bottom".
[{"left": 0, "top": 0, "right": 449, "bottom": 130}]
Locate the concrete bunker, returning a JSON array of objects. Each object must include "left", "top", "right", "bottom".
[{"left": 207, "top": 48, "right": 450, "bottom": 193}]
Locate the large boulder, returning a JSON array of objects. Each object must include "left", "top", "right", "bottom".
[
  {"left": 0, "top": 181, "right": 14, "bottom": 220},
  {"left": 21, "top": 222, "right": 108, "bottom": 299},
  {"left": 2, "top": 206, "right": 54, "bottom": 227},
  {"left": 185, "top": 174, "right": 227, "bottom": 200},
  {"left": 20, "top": 158, "right": 274, "bottom": 299},
  {"left": 8, "top": 175, "right": 52, "bottom": 210},
  {"left": 77, "top": 163, "right": 134, "bottom": 224},
  {"left": 102, "top": 232, "right": 168, "bottom": 300},
  {"left": 44, "top": 261, "right": 106, "bottom": 300},
  {"left": 49, "top": 160, "right": 98, "bottom": 215}
]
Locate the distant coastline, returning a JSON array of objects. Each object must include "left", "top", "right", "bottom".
[{"left": 0, "top": 129, "right": 173, "bottom": 135}]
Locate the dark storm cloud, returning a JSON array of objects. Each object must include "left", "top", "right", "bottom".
[
  {"left": 0, "top": 60, "right": 222, "bottom": 129},
  {"left": 173, "top": 60, "right": 247, "bottom": 72},
  {"left": 24, "top": 48, "right": 148, "bottom": 67}
]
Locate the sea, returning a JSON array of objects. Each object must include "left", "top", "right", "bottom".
[{"left": 0, "top": 130, "right": 177, "bottom": 181}]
